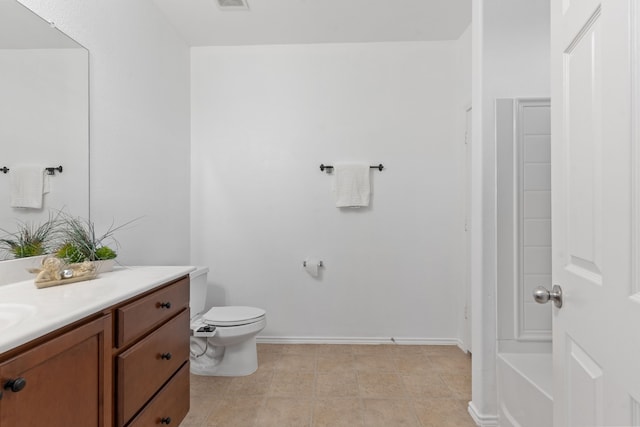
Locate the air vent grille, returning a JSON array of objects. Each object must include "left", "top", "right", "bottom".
[{"left": 217, "top": 0, "right": 249, "bottom": 10}]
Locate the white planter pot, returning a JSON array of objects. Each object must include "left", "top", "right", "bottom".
[{"left": 92, "top": 259, "right": 116, "bottom": 274}]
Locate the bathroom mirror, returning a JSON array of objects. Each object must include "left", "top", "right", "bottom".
[{"left": 0, "top": 0, "right": 89, "bottom": 258}]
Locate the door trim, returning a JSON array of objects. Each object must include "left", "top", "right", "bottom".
[{"left": 631, "top": 0, "right": 640, "bottom": 296}]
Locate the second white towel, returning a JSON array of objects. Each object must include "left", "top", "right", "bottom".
[
  {"left": 332, "top": 163, "right": 370, "bottom": 208},
  {"left": 10, "top": 165, "right": 47, "bottom": 209}
]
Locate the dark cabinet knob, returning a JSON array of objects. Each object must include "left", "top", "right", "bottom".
[
  {"left": 4, "top": 377, "right": 27, "bottom": 393},
  {"left": 159, "top": 302, "right": 171, "bottom": 309},
  {"left": 160, "top": 416, "right": 172, "bottom": 424},
  {"left": 160, "top": 352, "right": 172, "bottom": 360}
]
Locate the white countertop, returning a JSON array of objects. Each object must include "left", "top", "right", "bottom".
[{"left": 0, "top": 265, "right": 195, "bottom": 355}]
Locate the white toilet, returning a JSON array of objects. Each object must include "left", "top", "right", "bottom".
[{"left": 189, "top": 267, "right": 266, "bottom": 376}]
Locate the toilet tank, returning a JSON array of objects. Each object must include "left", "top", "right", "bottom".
[{"left": 189, "top": 266, "right": 209, "bottom": 315}]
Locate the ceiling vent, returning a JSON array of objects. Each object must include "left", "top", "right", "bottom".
[{"left": 217, "top": 0, "right": 249, "bottom": 10}]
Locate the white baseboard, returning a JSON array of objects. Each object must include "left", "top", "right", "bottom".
[
  {"left": 468, "top": 401, "right": 499, "bottom": 427},
  {"left": 256, "top": 336, "right": 463, "bottom": 347}
]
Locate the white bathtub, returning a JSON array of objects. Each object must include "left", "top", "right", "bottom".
[{"left": 497, "top": 352, "right": 553, "bottom": 427}]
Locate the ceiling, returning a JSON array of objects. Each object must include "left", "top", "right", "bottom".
[{"left": 152, "top": 0, "right": 471, "bottom": 46}]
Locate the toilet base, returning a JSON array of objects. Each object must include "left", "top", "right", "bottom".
[{"left": 190, "top": 336, "right": 258, "bottom": 377}]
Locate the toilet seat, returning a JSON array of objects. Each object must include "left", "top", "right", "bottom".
[{"left": 202, "top": 306, "right": 266, "bottom": 327}]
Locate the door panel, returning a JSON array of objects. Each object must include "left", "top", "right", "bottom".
[
  {"left": 552, "top": 0, "right": 640, "bottom": 425},
  {"left": 567, "top": 338, "right": 604, "bottom": 426},
  {"left": 564, "top": 9, "right": 603, "bottom": 283}
]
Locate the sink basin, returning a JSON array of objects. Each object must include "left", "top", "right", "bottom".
[{"left": 0, "top": 303, "right": 37, "bottom": 332}]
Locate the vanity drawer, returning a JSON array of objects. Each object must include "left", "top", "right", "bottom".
[
  {"left": 117, "top": 309, "right": 189, "bottom": 426},
  {"left": 116, "top": 276, "right": 189, "bottom": 347},
  {"left": 127, "top": 362, "right": 190, "bottom": 427}
]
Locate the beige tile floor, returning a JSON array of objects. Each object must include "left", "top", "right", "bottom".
[{"left": 180, "top": 344, "right": 476, "bottom": 427}]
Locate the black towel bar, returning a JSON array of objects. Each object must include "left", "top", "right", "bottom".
[
  {"left": 45, "top": 166, "right": 63, "bottom": 175},
  {"left": 1, "top": 166, "right": 63, "bottom": 175},
  {"left": 320, "top": 164, "right": 384, "bottom": 172}
]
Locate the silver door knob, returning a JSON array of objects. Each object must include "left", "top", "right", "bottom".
[{"left": 533, "top": 285, "right": 563, "bottom": 308}]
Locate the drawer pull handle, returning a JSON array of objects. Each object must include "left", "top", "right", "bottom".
[
  {"left": 160, "top": 352, "right": 172, "bottom": 360},
  {"left": 159, "top": 302, "right": 172, "bottom": 309},
  {"left": 160, "top": 416, "right": 172, "bottom": 424},
  {"left": 4, "top": 377, "right": 27, "bottom": 393}
]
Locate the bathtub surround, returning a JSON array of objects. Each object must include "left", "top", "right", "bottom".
[
  {"left": 494, "top": 99, "right": 552, "bottom": 426},
  {"left": 496, "top": 98, "right": 552, "bottom": 349},
  {"left": 191, "top": 39, "right": 470, "bottom": 343},
  {"left": 471, "top": 0, "right": 550, "bottom": 424}
]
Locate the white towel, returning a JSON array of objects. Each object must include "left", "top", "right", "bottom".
[
  {"left": 333, "top": 163, "right": 371, "bottom": 208},
  {"left": 10, "top": 165, "right": 47, "bottom": 209}
]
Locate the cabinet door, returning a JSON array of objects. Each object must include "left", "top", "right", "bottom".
[{"left": 0, "top": 315, "right": 112, "bottom": 427}]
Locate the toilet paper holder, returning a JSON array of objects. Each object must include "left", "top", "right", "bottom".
[{"left": 303, "top": 260, "right": 323, "bottom": 268}]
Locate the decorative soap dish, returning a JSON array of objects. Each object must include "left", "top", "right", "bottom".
[
  {"left": 29, "top": 257, "right": 98, "bottom": 289},
  {"left": 33, "top": 273, "right": 98, "bottom": 289}
]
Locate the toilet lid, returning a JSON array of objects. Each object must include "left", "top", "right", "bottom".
[{"left": 202, "top": 306, "right": 266, "bottom": 326}]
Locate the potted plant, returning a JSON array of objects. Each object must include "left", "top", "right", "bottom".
[
  {"left": 0, "top": 216, "right": 58, "bottom": 259},
  {"left": 55, "top": 214, "right": 136, "bottom": 272}
]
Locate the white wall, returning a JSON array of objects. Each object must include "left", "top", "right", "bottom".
[
  {"left": 456, "top": 25, "right": 472, "bottom": 106},
  {"left": 0, "top": 48, "right": 88, "bottom": 237},
  {"left": 17, "top": 0, "right": 191, "bottom": 265},
  {"left": 191, "top": 41, "right": 466, "bottom": 341},
  {"left": 470, "top": 0, "right": 550, "bottom": 424}
]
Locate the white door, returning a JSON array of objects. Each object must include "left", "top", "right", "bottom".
[{"left": 550, "top": 0, "right": 640, "bottom": 425}]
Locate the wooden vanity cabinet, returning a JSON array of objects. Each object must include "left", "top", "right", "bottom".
[
  {"left": 0, "top": 273, "right": 191, "bottom": 427},
  {"left": 0, "top": 314, "right": 112, "bottom": 427}
]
